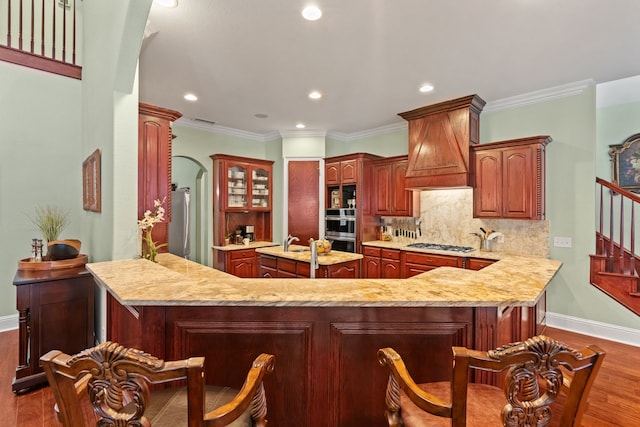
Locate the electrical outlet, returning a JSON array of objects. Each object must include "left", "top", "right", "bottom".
[{"left": 553, "top": 236, "right": 572, "bottom": 248}]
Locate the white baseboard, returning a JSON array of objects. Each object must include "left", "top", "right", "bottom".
[
  {"left": 0, "top": 314, "right": 18, "bottom": 332},
  {"left": 546, "top": 312, "right": 640, "bottom": 347}
]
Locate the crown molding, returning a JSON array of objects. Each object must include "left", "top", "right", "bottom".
[
  {"left": 483, "top": 79, "right": 595, "bottom": 113},
  {"left": 279, "top": 129, "right": 327, "bottom": 138},
  {"left": 327, "top": 121, "right": 407, "bottom": 142},
  {"left": 175, "top": 118, "right": 278, "bottom": 142}
]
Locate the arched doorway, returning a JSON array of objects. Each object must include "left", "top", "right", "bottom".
[{"left": 170, "top": 156, "right": 207, "bottom": 264}]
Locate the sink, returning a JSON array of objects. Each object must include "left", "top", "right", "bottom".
[{"left": 289, "top": 248, "right": 309, "bottom": 253}]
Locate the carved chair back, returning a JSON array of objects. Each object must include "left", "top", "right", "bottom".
[
  {"left": 379, "top": 335, "right": 605, "bottom": 427},
  {"left": 41, "top": 341, "right": 275, "bottom": 427}
]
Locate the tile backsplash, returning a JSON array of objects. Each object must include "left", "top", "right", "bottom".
[{"left": 383, "top": 188, "right": 549, "bottom": 257}]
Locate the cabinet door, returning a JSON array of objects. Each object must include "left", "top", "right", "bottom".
[
  {"left": 327, "top": 261, "right": 359, "bottom": 278},
  {"left": 229, "top": 258, "right": 256, "bottom": 278},
  {"left": 381, "top": 259, "right": 401, "bottom": 278},
  {"left": 502, "top": 147, "right": 533, "bottom": 218},
  {"left": 473, "top": 150, "right": 502, "bottom": 217},
  {"left": 226, "top": 163, "right": 249, "bottom": 209},
  {"left": 391, "top": 160, "right": 415, "bottom": 216},
  {"left": 326, "top": 162, "right": 340, "bottom": 185},
  {"left": 404, "top": 263, "right": 434, "bottom": 278},
  {"left": 340, "top": 159, "right": 358, "bottom": 183},
  {"left": 373, "top": 163, "right": 392, "bottom": 215},
  {"left": 362, "top": 256, "right": 380, "bottom": 278},
  {"left": 251, "top": 166, "right": 271, "bottom": 209}
]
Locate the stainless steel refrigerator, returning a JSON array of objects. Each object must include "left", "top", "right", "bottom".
[{"left": 168, "top": 187, "right": 190, "bottom": 258}]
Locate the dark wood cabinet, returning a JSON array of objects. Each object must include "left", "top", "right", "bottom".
[
  {"left": 138, "top": 103, "right": 182, "bottom": 249},
  {"left": 464, "top": 257, "right": 497, "bottom": 271},
  {"left": 402, "top": 251, "right": 461, "bottom": 278},
  {"left": 258, "top": 254, "right": 360, "bottom": 279},
  {"left": 324, "top": 153, "right": 381, "bottom": 253},
  {"left": 472, "top": 136, "right": 551, "bottom": 220},
  {"left": 216, "top": 248, "right": 258, "bottom": 278},
  {"left": 372, "top": 155, "right": 420, "bottom": 217},
  {"left": 211, "top": 155, "right": 274, "bottom": 250},
  {"left": 362, "top": 247, "right": 400, "bottom": 278},
  {"left": 12, "top": 267, "right": 95, "bottom": 392}
]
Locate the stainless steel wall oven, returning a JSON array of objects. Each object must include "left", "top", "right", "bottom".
[{"left": 325, "top": 208, "right": 356, "bottom": 253}]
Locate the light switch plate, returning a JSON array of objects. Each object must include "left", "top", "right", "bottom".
[{"left": 553, "top": 236, "right": 572, "bottom": 248}]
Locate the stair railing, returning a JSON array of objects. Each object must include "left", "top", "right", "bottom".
[
  {"left": 596, "top": 177, "right": 640, "bottom": 275},
  {"left": 0, "top": 0, "right": 82, "bottom": 78}
]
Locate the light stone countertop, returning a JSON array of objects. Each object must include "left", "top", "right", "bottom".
[
  {"left": 255, "top": 245, "right": 363, "bottom": 265},
  {"left": 86, "top": 252, "right": 561, "bottom": 308},
  {"left": 212, "top": 241, "right": 278, "bottom": 251}
]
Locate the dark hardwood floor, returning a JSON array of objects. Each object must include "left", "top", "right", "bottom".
[{"left": 2, "top": 326, "right": 640, "bottom": 426}]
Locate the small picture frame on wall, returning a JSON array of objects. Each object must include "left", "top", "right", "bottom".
[
  {"left": 609, "top": 133, "right": 640, "bottom": 193},
  {"left": 82, "top": 149, "right": 101, "bottom": 212}
]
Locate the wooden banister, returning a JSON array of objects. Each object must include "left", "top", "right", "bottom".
[{"left": 0, "top": 0, "right": 82, "bottom": 79}]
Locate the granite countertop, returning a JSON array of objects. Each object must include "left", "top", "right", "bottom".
[
  {"left": 87, "top": 252, "right": 561, "bottom": 308},
  {"left": 212, "top": 241, "right": 278, "bottom": 251},
  {"left": 255, "top": 244, "right": 363, "bottom": 265},
  {"left": 362, "top": 240, "right": 505, "bottom": 260}
]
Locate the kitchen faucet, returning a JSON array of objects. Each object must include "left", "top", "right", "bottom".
[
  {"left": 309, "top": 238, "right": 319, "bottom": 279},
  {"left": 284, "top": 234, "right": 299, "bottom": 252}
]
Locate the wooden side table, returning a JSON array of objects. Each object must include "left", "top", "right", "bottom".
[{"left": 12, "top": 267, "right": 95, "bottom": 393}]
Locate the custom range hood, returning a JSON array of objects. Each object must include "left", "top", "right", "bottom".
[{"left": 399, "top": 94, "right": 486, "bottom": 190}]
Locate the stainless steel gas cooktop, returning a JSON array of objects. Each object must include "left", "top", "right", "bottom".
[{"left": 406, "top": 242, "right": 475, "bottom": 253}]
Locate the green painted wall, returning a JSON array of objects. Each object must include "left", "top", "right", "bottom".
[
  {"left": 480, "top": 87, "right": 640, "bottom": 330},
  {"left": 0, "top": 63, "right": 82, "bottom": 318},
  {"left": 325, "top": 128, "right": 408, "bottom": 157}
]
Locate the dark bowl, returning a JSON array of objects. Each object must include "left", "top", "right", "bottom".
[{"left": 47, "top": 239, "right": 81, "bottom": 260}]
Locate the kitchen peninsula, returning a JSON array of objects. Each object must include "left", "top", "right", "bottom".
[{"left": 88, "top": 252, "right": 561, "bottom": 427}]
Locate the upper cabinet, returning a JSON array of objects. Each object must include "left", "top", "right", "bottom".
[
  {"left": 138, "top": 103, "right": 182, "bottom": 248},
  {"left": 472, "top": 136, "right": 552, "bottom": 220},
  {"left": 398, "top": 95, "right": 486, "bottom": 190},
  {"left": 216, "top": 157, "right": 273, "bottom": 211},
  {"left": 325, "top": 158, "right": 358, "bottom": 186},
  {"left": 372, "top": 155, "right": 420, "bottom": 217},
  {"left": 211, "top": 154, "right": 274, "bottom": 247}
]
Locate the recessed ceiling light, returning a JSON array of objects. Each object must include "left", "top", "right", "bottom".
[
  {"left": 302, "top": 5, "right": 322, "bottom": 21},
  {"left": 184, "top": 93, "right": 198, "bottom": 101},
  {"left": 419, "top": 84, "right": 434, "bottom": 93},
  {"left": 308, "top": 91, "right": 322, "bottom": 100},
  {"left": 296, "top": 123, "right": 306, "bottom": 129},
  {"left": 254, "top": 113, "right": 268, "bottom": 119},
  {"left": 154, "top": 0, "right": 178, "bottom": 8}
]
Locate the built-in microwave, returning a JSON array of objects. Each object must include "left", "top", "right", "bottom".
[
  {"left": 328, "top": 237, "right": 356, "bottom": 253},
  {"left": 325, "top": 209, "right": 356, "bottom": 238}
]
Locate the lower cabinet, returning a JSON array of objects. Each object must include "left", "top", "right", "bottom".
[
  {"left": 402, "top": 251, "right": 462, "bottom": 278},
  {"left": 214, "top": 248, "right": 257, "bottom": 278},
  {"left": 362, "top": 246, "right": 496, "bottom": 278},
  {"left": 12, "top": 267, "right": 95, "bottom": 392},
  {"left": 259, "top": 255, "right": 360, "bottom": 278},
  {"left": 363, "top": 247, "right": 401, "bottom": 278}
]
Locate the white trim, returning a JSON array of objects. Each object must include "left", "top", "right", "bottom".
[
  {"left": 175, "top": 118, "right": 280, "bottom": 142},
  {"left": 0, "top": 314, "right": 18, "bottom": 332},
  {"left": 483, "top": 79, "right": 595, "bottom": 113},
  {"left": 546, "top": 312, "right": 640, "bottom": 347},
  {"left": 279, "top": 129, "right": 327, "bottom": 138},
  {"left": 327, "top": 122, "right": 407, "bottom": 142}
]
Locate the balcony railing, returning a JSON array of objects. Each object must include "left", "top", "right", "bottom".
[{"left": 0, "top": 0, "right": 82, "bottom": 79}]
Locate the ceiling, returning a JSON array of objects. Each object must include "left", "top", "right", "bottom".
[{"left": 139, "top": 0, "right": 640, "bottom": 139}]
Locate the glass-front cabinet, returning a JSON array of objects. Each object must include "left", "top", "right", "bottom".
[
  {"left": 211, "top": 154, "right": 274, "bottom": 249},
  {"left": 251, "top": 167, "right": 270, "bottom": 208},
  {"left": 222, "top": 162, "right": 272, "bottom": 210}
]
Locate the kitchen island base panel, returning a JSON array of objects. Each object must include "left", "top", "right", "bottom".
[{"left": 107, "top": 293, "right": 543, "bottom": 427}]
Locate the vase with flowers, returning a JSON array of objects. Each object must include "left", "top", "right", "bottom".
[{"left": 138, "top": 198, "right": 167, "bottom": 262}]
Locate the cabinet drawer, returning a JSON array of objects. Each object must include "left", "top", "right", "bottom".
[
  {"left": 260, "top": 254, "right": 277, "bottom": 269},
  {"left": 229, "top": 248, "right": 256, "bottom": 260},
  {"left": 381, "top": 249, "right": 400, "bottom": 260},
  {"left": 403, "top": 252, "right": 459, "bottom": 267},
  {"left": 363, "top": 246, "right": 381, "bottom": 257},
  {"left": 278, "top": 258, "right": 297, "bottom": 274},
  {"left": 466, "top": 258, "right": 496, "bottom": 271}
]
